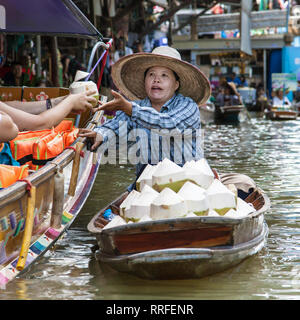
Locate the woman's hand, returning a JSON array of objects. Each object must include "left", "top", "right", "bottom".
[
  {"left": 78, "top": 128, "right": 103, "bottom": 151},
  {"left": 68, "top": 89, "right": 98, "bottom": 114},
  {"left": 95, "top": 90, "right": 132, "bottom": 116}
]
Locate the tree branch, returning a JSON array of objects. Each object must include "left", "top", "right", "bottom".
[
  {"left": 112, "top": 0, "right": 144, "bottom": 23},
  {"left": 141, "top": 0, "right": 194, "bottom": 37},
  {"left": 173, "top": 1, "right": 219, "bottom": 33}
]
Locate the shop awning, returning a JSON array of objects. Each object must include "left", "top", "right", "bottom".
[{"left": 0, "top": 0, "right": 103, "bottom": 40}]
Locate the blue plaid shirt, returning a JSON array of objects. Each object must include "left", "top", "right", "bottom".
[{"left": 94, "top": 93, "right": 203, "bottom": 175}]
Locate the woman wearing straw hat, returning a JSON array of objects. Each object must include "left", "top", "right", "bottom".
[
  {"left": 79, "top": 46, "right": 211, "bottom": 188},
  {"left": 216, "top": 81, "right": 242, "bottom": 107}
]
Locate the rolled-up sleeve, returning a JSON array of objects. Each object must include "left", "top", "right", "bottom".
[{"left": 94, "top": 111, "right": 132, "bottom": 145}]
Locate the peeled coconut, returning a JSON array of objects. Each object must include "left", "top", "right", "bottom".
[
  {"left": 236, "top": 197, "right": 255, "bottom": 216},
  {"left": 74, "top": 70, "right": 90, "bottom": 82},
  {"left": 177, "top": 181, "right": 209, "bottom": 216},
  {"left": 224, "top": 198, "right": 255, "bottom": 218},
  {"left": 139, "top": 214, "right": 152, "bottom": 222},
  {"left": 152, "top": 158, "right": 187, "bottom": 192},
  {"left": 136, "top": 164, "right": 159, "bottom": 192},
  {"left": 185, "top": 212, "right": 198, "bottom": 217},
  {"left": 119, "top": 190, "right": 140, "bottom": 218},
  {"left": 124, "top": 185, "right": 159, "bottom": 222},
  {"left": 102, "top": 215, "right": 127, "bottom": 230},
  {"left": 224, "top": 209, "right": 239, "bottom": 218},
  {"left": 150, "top": 187, "right": 188, "bottom": 220},
  {"left": 208, "top": 209, "right": 220, "bottom": 217},
  {"left": 183, "top": 158, "right": 214, "bottom": 189},
  {"left": 206, "top": 179, "right": 236, "bottom": 215},
  {"left": 69, "top": 80, "right": 99, "bottom": 107}
]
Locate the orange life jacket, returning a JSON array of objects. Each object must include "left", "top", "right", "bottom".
[
  {"left": 9, "top": 129, "right": 52, "bottom": 165},
  {"left": 0, "top": 164, "right": 29, "bottom": 189},
  {"left": 32, "top": 131, "right": 64, "bottom": 165},
  {"left": 9, "top": 120, "right": 79, "bottom": 170},
  {"left": 54, "top": 119, "right": 74, "bottom": 132},
  {"left": 54, "top": 119, "right": 79, "bottom": 148}
]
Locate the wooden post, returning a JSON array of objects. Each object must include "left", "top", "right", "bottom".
[
  {"left": 16, "top": 186, "right": 36, "bottom": 271},
  {"left": 50, "top": 36, "right": 59, "bottom": 87},
  {"left": 190, "top": 19, "right": 198, "bottom": 41},
  {"left": 68, "top": 142, "right": 85, "bottom": 197},
  {"left": 51, "top": 170, "right": 65, "bottom": 229}
]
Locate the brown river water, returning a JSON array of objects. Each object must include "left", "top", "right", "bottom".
[{"left": 1, "top": 113, "right": 300, "bottom": 300}]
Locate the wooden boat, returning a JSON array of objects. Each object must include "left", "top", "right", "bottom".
[
  {"left": 88, "top": 174, "right": 270, "bottom": 280},
  {"left": 265, "top": 106, "right": 298, "bottom": 120},
  {"left": 0, "top": 87, "right": 106, "bottom": 288},
  {"left": 199, "top": 102, "right": 215, "bottom": 125},
  {"left": 214, "top": 104, "right": 245, "bottom": 123}
]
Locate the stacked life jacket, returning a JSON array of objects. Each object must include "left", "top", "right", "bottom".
[
  {"left": 0, "top": 163, "right": 29, "bottom": 189},
  {"left": 0, "top": 142, "right": 29, "bottom": 189},
  {"left": 0, "top": 120, "right": 79, "bottom": 189},
  {"left": 9, "top": 119, "right": 79, "bottom": 171}
]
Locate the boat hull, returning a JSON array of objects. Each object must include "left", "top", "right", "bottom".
[
  {"left": 96, "top": 222, "right": 268, "bottom": 280},
  {"left": 265, "top": 110, "right": 298, "bottom": 120},
  {"left": 214, "top": 105, "right": 244, "bottom": 123},
  {"left": 88, "top": 174, "right": 270, "bottom": 280},
  {"left": 0, "top": 93, "right": 105, "bottom": 287}
]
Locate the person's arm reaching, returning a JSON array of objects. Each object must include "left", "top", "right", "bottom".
[
  {"left": 5, "top": 96, "right": 68, "bottom": 115},
  {"left": 0, "top": 90, "right": 97, "bottom": 131}
]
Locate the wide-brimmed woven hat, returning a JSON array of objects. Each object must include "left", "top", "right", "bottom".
[
  {"left": 111, "top": 46, "right": 211, "bottom": 105},
  {"left": 226, "top": 81, "right": 239, "bottom": 96}
]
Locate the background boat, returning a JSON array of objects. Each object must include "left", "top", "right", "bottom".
[
  {"left": 265, "top": 105, "right": 298, "bottom": 120},
  {"left": 214, "top": 104, "right": 246, "bottom": 123}
]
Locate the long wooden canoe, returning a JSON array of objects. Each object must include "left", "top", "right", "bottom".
[
  {"left": 0, "top": 89, "right": 106, "bottom": 288},
  {"left": 88, "top": 174, "right": 270, "bottom": 280},
  {"left": 265, "top": 107, "right": 298, "bottom": 120}
]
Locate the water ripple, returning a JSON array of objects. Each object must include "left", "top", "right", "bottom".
[{"left": 1, "top": 116, "right": 300, "bottom": 300}]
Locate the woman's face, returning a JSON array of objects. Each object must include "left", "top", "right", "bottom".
[{"left": 144, "top": 66, "right": 179, "bottom": 107}]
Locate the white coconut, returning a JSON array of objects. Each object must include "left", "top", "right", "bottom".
[
  {"left": 74, "top": 70, "right": 90, "bottom": 82},
  {"left": 125, "top": 185, "right": 159, "bottom": 222},
  {"left": 102, "top": 215, "right": 127, "bottom": 230},
  {"left": 185, "top": 212, "right": 198, "bottom": 217},
  {"left": 206, "top": 179, "right": 236, "bottom": 215},
  {"left": 150, "top": 187, "right": 188, "bottom": 220},
  {"left": 136, "top": 164, "right": 158, "bottom": 192},
  {"left": 224, "top": 198, "right": 255, "bottom": 219},
  {"left": 183, "top": 158, "right": 214, "bottom": 189},
  {"left": 69, "top": 80, "right": 99, "bottom": 107},
  {"left": 177, "top": 181, "right": 209, "bottom": 216},
  {"left": 119, "top": 190, "right": 140, "bottom": 218},
  {"left": 236, "top": 197, "right": 256, "bottom": 216},
  {"left": 208, "top": 209, "right": 220, "bottom": 217},
  {"left": 224, "top": 209, "right": 238, "bottom": 218},
  {"left": 152, "top": 158, "right": 186, "bottom": 192},
  {"left": 139, "top": 214, "right": 152, "bottom": 222}
]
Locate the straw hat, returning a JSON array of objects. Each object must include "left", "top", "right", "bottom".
[
  {"left": 226, "top": 81, "right": 240, "bottom": 96},
  {"left": 111, "top": 46, "right": 211, "bottom": 105}
]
